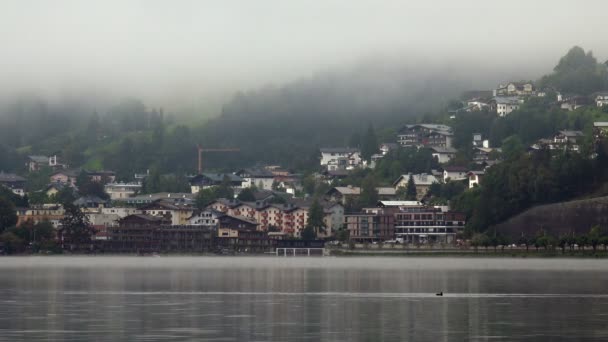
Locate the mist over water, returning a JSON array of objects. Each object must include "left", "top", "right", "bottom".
[{"left": 1, "top": 257, "right": 607, "bottom": 341}]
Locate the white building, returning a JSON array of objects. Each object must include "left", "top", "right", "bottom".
[
  {"left": 0, "top": 172, "right": 26, "bottom": 196},
  {"left": 319, "top": 148, "right": 363, "bottom": 170},
  {"left": 467, "top": 171, "right": 484, "bottom": 188},
  {"left": 443, "top": 166, "right": 469, "bottom": 182},
  {"left": 104, "top": 182, "right": 142, "bottom": 200},
  {"left": 188, "top": 209, "right": 223, "bottom": 226},
  {"left": 101, "top": 207, "right": 142, "bottom": 218},
  {"left": 235, "top": 168, "right": 275, "bottom": 190},
  {"left": 87, "top": 212, "right": 121, "bottom": 227},
  {"left": 595, "top": 93, "right": 608, "bottom": 107},
  {"left": 430, "top": 146, "right": 457, "bottom": 164},
  {"left": 495, "top": 97, "right": 521, "bottom": 116}
]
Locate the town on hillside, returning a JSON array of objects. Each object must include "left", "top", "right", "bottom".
[{"left": 2, "top": 47, "right": 608, "bottom": 254}]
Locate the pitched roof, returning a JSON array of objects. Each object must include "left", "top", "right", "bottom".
[
  {"left": 329, "top": 186, "right": 361, "bottom": 195},
  {"left": 377, "top": 200, "right": 422, "bottom": 207},
  {"left": 323, "top": 169, "right": 350, "bottom": 177},
  {"left": 87, "top": 170, "right": 116, "bottom": 176},
  {"left": 73, "top": 195, "right": 108, "bottom": 206},
  {"left": 236, "top": 168, "right": 274, "bottom": 178},
  {"left": 0, "top": 172, "right": 26, "bottom": 183},
  {"left": 393, "top": 173, "right": 439, "bottom": 187},
  {"left": 327, "top": 186, "right": 396, "bottom": 196},
  {"left": 28, "top": 155, "right": 48, "bottom": 163},
  {"left": 221, "top": 214, "right": 259, "bottom": 226},
  {"left": 320, "top": 147, "right": 360, "bottom": 154},
  {"left": 558, "top": 130, "right": 584, "bottom": 137},
  {"left": 122, "top": 214, "right": 168, "bottom": 222},
  {"left": 495, "top": 96, "right": 521, "bottom": 104},
  {"left": 51, "top": 169, "right": 80, "bottom": 178},
  {"left": 430, "top": 146, "right": 458, "bottom": 154},
  {"left": 443, "top": 166, "right": 469, "bottom": 173},
  {"left": 400, "top": 124, "right": 453, "bottom": 134},
  {"left": 191, "top": 173, "right": 243, "bottom": 184},
  {"left": 377, "top": 187, "right": 396, "bottom": 196}
]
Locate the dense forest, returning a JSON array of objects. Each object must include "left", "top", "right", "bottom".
[{"left": 0, "top": 61, "right": 508, "bottom": 177}]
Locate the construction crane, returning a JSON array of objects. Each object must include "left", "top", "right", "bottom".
[{"left": 196, "top": 145, "right": 240, "bottom": 174}]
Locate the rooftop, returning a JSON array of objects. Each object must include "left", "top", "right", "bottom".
[
  {"left": 393, "top": 173, "right": 439, "bottom": 186},
  {"left": 444, "top": 166, "right": 469, "bottom": 173},
  {"left": 377, "top": 200, "right": 422, "bottom": 207},
  {"left": 320, "top": 147, "right": 360, "bottom": 154},
  {"left": 558, "top": 130, "right": 584, "bottom": 137},
  {"left": 28, "top": 155, "right": 48, "bottom": 163},
  {"left": 0, "top": 172, "right": 26, "bottom": 183},
  {"left": 430, "top": 146, "right": 458, "bottom": 154}
]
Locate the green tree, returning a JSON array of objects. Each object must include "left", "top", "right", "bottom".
[
  {"left": 501, "top": 135, "right": 525, "bottom": 160},
  {"left": 0, "top": 231, "right": 23, "bottom": 254},
  {"left": 0, "top": 198, "right": 17, "bottom": 233},
  {"left": 216, "top": 175, "right": 235, "bottom": 199},
  {"left": 78, "top": 180, "right": 110, "bottom": 200},
  {"left": 588, "top": 225, "right": 601, "bottom": 252},
  {"left": 576, "top": 234, "right": 588, "bottom": 251},
  {"left": 359, "top": 175, "right": 378, "bottom": 208},
  {"left": 361, "top": 123, "right": 379, "bottom": 162},
  {"left": 540, "top": 46, "right": 608, "bottom": 95},
  {"left": 471, "top": 233, "right": 489, "bottom": 251},
  {"left": 59, "top": 203, "right": 95, "bottom": 250},
  {"left": 301, "top": 226, "right": 316, "bottom": 240},
  {"left": 143, "top": 167, "right": 162, "bottom": 194},
  {"left": 405, "top": 174, "right": 417, "bottom": 200},
  {"left": 304, "top": 198, "right": 326, "bottom": 239},
  {"left": 195, "top": 187, "right": 219, "bottom": 209},
  {"left": 237, "top": 187, "right": 256, "bottom": 202},
  {"left": 12, "top": 221, "right": 55, "bottom": 252},
  {"left": 52, "top": 187, "right": 76, "bottom": 206}
]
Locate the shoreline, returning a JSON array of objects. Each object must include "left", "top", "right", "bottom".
[{"left": 2, "top": 249, "right": 608, "bottom": 258}]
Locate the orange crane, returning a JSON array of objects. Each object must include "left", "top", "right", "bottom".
[{"left": 196, "top": 145, "right": 240, "bottom": 174}]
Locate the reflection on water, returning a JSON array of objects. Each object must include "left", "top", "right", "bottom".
[{"left": 0, "top": 257, "right": 607, "bottom": 341}]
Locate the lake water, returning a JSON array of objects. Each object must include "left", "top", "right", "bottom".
[{"left": 0, "top": 257, "right": 607, "bottom": 341}]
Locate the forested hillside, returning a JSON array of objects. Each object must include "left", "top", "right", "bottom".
[{"left": 0, "top": 62, "right": 489, "bottom": 176}]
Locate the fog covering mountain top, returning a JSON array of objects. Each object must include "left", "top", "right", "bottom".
[
  {"left": 1, "top": 0, "right": 607, "bottom": 107},
  {"left": 0, "top": 45, "right": 606, "bottom": 175},
  {"left": 198, "top": 60, "right": 529, "bottom": 168}
]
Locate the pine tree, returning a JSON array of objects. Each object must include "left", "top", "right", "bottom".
[
  {"left": 237, "top": 187, "right": 256, "bottom": 201},
  {"left": 60, "top": 203, "right": 95, "bottom": 250},
  {"left": 361, "top": 123, "right": 379, "bottom": 162},
  {"left": 406, "top": 174, "right": 417, "bottom": 200},
  {"left": 303, "top": 198, "right": 325, "bottom": 239},
  {"left": 359, "top": 175, "right": 378, "bottom": 208},
  {"left": 0, "top": 198, "right": 17, "bottom": 233}
]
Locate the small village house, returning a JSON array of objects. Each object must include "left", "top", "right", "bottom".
[
  {"left": 0, "top": 172, "right": 26, "bottom": 196},
  {"left": 443, "top": 166, "right": 469, "bottom": 182},
  {"left": 104, "top": 182, "right": 142, "bottom": 200},
  {"left": 495, "top": 97, "right": 521, "bottom": 116},
  {"left": 235, "top": 168, "right": 275, "bottom": 189},
  {"left": 595, "top": 92, "right": 608, "bottom": 107},
  {"left": 189, "top": 173, "right": 244, "bottom": 194},
  {"left": 467, "top": 171, "right": 484, "bottom": 188},
  {"left": 319, "top": 148, "right": 363, "bottom": 171},
  {"left": 430, "top": 146, "right": 457, "bottom": 163}
]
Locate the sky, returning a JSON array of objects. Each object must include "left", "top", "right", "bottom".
[{"left": 0, "top": 0, "right": 607, "bottom": 110}]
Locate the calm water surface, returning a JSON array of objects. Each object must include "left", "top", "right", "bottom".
[{"left": 0, "top": 256, "right": 607, "bottom": 341}]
